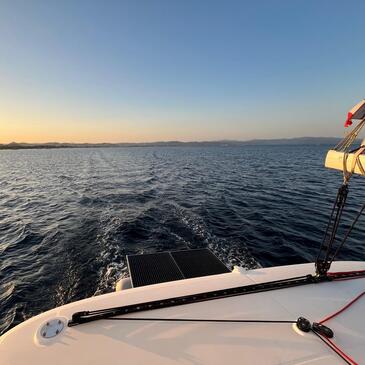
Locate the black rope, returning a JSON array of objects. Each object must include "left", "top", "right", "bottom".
[
  {"left": 315, "top": 183, "right": 365, "bottom": 274},
  {"left": 315, "top": 184, "right": 348, "bottom": 276},
  {"left": 334, "top": 119, "right": 365, "bottom": 152},
  {"left": 67, "top": 271, "right": 365, "bottom": 364},
  {"left": 323, "top": 187, "right": 347, "bottom": 259},
  {"left": 103, "top": 317, "right": 295, "bottom": 324},
  {"left": 75, "top": 314, "right": 357, "bottom": 364},
  {"left": 319, "top": 118, "right": 365, "bottom": 275},
  {"left": 316, "top": 190, "right": 341, "bottom": 261},
  {"left": 69, "top": 269, "right": 365, "bottom": 327},
  {"left": 68, "top": 274, "right": 318, "bottom": 326},
  {"left": 311, "top": 329, "right": 352, "bottom": 365},
  {"left": 329, "top": 202, "right": 365, "bottom": 265},
  {"left": 108, "top": 317, "right": 353, "bottom": 364}
]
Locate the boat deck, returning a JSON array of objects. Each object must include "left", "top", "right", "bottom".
[{"left": 1, "top": 261, "right": 365, "bottom": 365}]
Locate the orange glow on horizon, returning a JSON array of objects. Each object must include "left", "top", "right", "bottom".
[
  {"left": 0, "top": 118, "right": 247, "bottom": 144},
  {"left": 0, "top": 107, "right": 254, "bottom": 143}
]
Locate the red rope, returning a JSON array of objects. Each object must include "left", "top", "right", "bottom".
[
  {"left": 329, "top": 277, "right": 365, "bottom": 282},
  {"left": 319, "top": 291, "right": 365, "bottom": 324},
  {"left": 327, "top": 269, "right": 365, "bottom": 277},
  {"left": 327, "top": 270, "right": 365, "bottom": 282},
  {"left": 323, "top": 337, "right": 359, "bottom": 365},
  {"left": 315, "top": 270, "right": 365, "bottom": 365}
]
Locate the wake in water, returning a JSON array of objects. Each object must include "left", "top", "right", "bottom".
[
  {"left": 93, "top": 201, "right": 260, "bottom": 296},
  {"left": 1, "top": 145, "right": 365, "bottom": 335}
]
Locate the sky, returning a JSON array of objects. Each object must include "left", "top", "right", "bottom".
[{"left": 1, "top": 0, "right": 365, "bottom": 143}]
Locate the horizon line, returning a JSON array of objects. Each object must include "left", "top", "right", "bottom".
[{"left": 0, "top": 136, "right": 345, "bottom": 145}]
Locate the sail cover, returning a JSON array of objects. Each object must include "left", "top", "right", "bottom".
[{"left": 345, "top": 99, "right": 365, "bottom": 127}]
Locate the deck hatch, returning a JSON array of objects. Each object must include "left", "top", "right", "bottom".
[{"left": 127, "top": 248, "right": 230, "bottom": 287}]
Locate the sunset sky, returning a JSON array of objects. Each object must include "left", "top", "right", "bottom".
[{"left": 1, "top": 0, "right": 365, "bottom": 143}]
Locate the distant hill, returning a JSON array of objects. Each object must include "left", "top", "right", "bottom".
[
  {"left": 242, "top": 137, "right": 344, "bottom": 145},
  {"left": 0, "top": 137, "right": 345, "bottom": 150}
]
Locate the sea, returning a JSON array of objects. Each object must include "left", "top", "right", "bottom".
[{"left": 1, "top": 145, "right": 365, "bottom": 335}]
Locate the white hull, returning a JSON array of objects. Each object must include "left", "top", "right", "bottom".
[{"left": 1, "top": 261, "right": 365, "bottom": 364}]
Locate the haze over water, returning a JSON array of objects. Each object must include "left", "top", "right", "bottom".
[{"left": 1, "top": 144, "right": 365, "bottom": 334}]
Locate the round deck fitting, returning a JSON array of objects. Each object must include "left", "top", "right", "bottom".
[{"left": 40, "top": 319, "right": 65, "bottom": 339}]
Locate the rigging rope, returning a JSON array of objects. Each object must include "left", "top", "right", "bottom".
[
  {"left": 311, "top": 277, "right": 365, "bottom": 365},
  {"left": 315, "top": 184, "right": 348, "bottom": 276},
  {"left": 315, "top": 178, "right": 365, "bottom": 276},
  {"left": 316, "top": 123, "right": 365, "bottom": 276},
  {"left": 343, "top": 144, "right": 365, "bottom": 183},
  {"left": 334, "top": 119, "right": 365, "bottom": 153},
  {"left": 104, "top": 317, "right": 295, "bottom": 324},
  {"left": 68, "top": 270, "right": 365, "bottom": 364},
  {"left": 328, "top": 203, "right": 365, "bottom": 266},
  {"left": 311, "top": 330, "right": 354, "bottom": 365},
  {"left": 311, "top": 119, "right": 365, "bottom": 363},
  {"left": 98, "top": 274, "right": 365, "bottom": 365},
  {"left": 68, "top": 274, "right": 318, "bottom": 326}
]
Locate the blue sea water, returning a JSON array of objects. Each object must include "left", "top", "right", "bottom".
[{"left": 1, "top": 145, "right": 365, "bottom": 335}]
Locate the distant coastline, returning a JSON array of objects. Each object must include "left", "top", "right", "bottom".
[{"left": 0, "top": 137, "right": 345, "bottom": 150}]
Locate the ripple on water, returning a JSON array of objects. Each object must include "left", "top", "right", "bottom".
[{"left": 1, "top": 145, "right": 365, "bottom": 335}]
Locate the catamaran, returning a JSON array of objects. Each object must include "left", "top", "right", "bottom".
[{"left": 2, "top": 101, "right": 365, "bottom": 365}]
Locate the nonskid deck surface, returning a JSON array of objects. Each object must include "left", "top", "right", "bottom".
[{"left": 1, "top": 262, "right": 365, "bottom": 365}]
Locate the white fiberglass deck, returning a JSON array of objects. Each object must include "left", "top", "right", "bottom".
[{"left": 1, "top": 261, "right": 365, "bottom": 365}]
